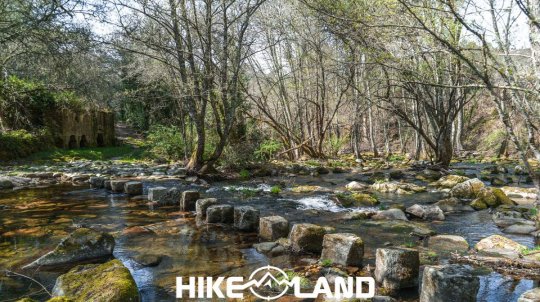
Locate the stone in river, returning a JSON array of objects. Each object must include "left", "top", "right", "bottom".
[
  {"left": 259, "top": 216, "right": 289, "bottom": 241},
  {"left": 195, "top": 198, "right": 218, "bottom": 217},
  {"left": 374, "top": 248, "right": 419, "bottom": 292},
  {"left": 124, "top": 181, "right": 143, "bottom": 195},
  {"left": 23, "top": 228, "right": 114, "bottom": 269},
  {"left": 320, "top": 233, "right": 364, "bottom": 266},
  {"left": 52, "top": 259, "right": 139, "bottom": 301},
  {"left": 419, "top": 264, "right": 479, "bottom": 302},
  {"left": 206, "top": 205, "right": 234, "bottom": 223},
  {"left": 289, "top": 223, "right": 326, "bottom": 253},
  {"left": 181, "top": 190, "right": 200, "bottom": 211},
  {"left": 233, "top": 206, "right": 260, "bottom": 231}
]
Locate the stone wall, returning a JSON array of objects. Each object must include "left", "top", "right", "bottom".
[{"left": 49, "top": 109, "right": 115, "bottom": 149}]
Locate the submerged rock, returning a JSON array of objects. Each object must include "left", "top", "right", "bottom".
[
  {"left": 253, "top": 242, "right": 286, "bottom": 257},
  {"left": 0, "top": 177, "right": 15, "bottom": 189},
  {"left": 23, "top": 228, "right": 114, "bottom": 269},
  {"left": 372, "top": 209, "right": 408, "bottom": 221},
  {"left": 405, "top": 204, "right": 445, "bottom": 221},
  {"left": 52, "top": 259, "right": 139, "bottom": 302},
  {"left": 259, "top": 216, "right": 289, "bottom": 241},
  {"left": 419, "top": 265, "right": 479, "bottom": 302},
  {"left": 435, "top": 198, "right": 474, "bottom": 213},
  {"left": 428, "top": 235, "right": 469, "bottom": 254},
  {"left": 320, "top": 233, "right": 364, "bottom": 266},
  {"left": 134, "top": 254, "right": 162, "bottom": 267},
  {"left": 289, "top": 223, "right": 326, "bottom": 253},
  {"left": 374, "top": 248, "right": 419, "bottom": 292}
]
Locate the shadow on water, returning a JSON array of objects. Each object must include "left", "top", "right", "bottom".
[{"left": 0, "top": 169, "right": 538, "bottom": 301}]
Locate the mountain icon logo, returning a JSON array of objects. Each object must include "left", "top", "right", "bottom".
[{"left": 247, "top": 265, "right": 291, "bottom": 300}]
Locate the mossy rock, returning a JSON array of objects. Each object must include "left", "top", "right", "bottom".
[
  {"left": 478, "top": 188, "right": 498, "bottom": 207},
  {"left": 470, "top": 198, "right": 488, "bottom": 210},
  {"left": 336, "top": 193, "right": 379, "bottom": 207},
  {"left": 52, "top": 259, "right": 139, "bottom": 302},
  {"left": 16, "top": 298, "right": 38, "bottom": 302},
  {"left": 492, "top": 188, "right": 515, "bottom": 206}
]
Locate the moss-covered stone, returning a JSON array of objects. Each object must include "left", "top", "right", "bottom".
[
  {"left": 477, "top": 188, "right": 498, "bottom": 207},
  {"left": 431, "top": 175, "right": 469, "bottom": 189},
  {"left": 52, "top": 259, "right": 139, "bottom": 302},
  {"left": 47, "top": 297, "right": 74, "bottom": 302},
  {"left": 336, "top": 193, "right": 379, "bottom": 207},
  {"left": 470, "top": 198, "right": 488, "bottom": 210},
  {"left": 291, "top": 185, "right": 330, "bottom": 193},
  {"left": 492, "top": 188, "right": 516, "bottom": 206}
]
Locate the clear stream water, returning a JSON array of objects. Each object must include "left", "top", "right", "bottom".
[{"left": 0, "top": 168, "right": 538, "bottom": 301}]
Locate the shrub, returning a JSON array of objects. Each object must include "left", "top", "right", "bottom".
[
  {"left": 254, "top": 139, "right": 282, "bottom": 161},
  {"left": 145, "top": 125, "right": 185, "bottom": 160},
  {"left": 0, "top": 129, "right": 54, "bottom": 160}
]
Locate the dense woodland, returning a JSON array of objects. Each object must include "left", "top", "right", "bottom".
[{"left": 0, "top": 0, "right": 539, "bottom": 180}]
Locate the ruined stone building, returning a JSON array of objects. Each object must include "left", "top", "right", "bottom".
[{"left": 48, "top": 109, "right": 116, "bottom": 149}]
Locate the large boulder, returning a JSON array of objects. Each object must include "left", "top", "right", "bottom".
[
  {"left": 234, "top": 206, "right": 260, "bottom": 231},
  {"left": 419, "top": 265, "right": 479, "bottom": 302},
  {"left": 435, "top": 198, "right": 474, "bottom": 213},
  {"left": 428, "top": 235, "right": 469, "bottom": 254},
  {"left": 475, "top": 235, "right": 526, "bottom": 258},
  {"left": 259, "top": 216, "right": 289, "bottom": 241},
  {"left": 450, "top": 178, "right": 485, "bottom": 199},
  {"left": 320, "top": 233, "right": 364, "bottom": 266},
  {"left": 110, "top": 180, "right": 128, "bottom": 193},
  {"left": 124, "top": 181, "right": 143, "bottom": 195},
  {"left": 431, "top": 175, "right": 469, "bottom": 189},
  {"left": 23, "top": 228, "right": 114, "bottom": 269},
  {"left": 374, "top": 248, "right": 419, "bottom": 292},
  {"left": 181, "top": 190, "right": 200, "bottom": 211},
  {"left": 405, "top": 204, "right": 445, "bottom": 221},
  {"left": 289, "top": 223, "right": 326, "bottom": 253},
  {"left": 195, "top": 198, "right": 218, "bottom": 217},
  {"left": 372, "top": 209, "right": 408, "bottom": 221},
  {"left": 52, "top": 259, "right": 139, "bottom": 302},
  {"left": 206, "top": 205, "right": 234, "bottom": 223},
  {"left": 518, "top": 288, "right": 540, "bottom": 302}
]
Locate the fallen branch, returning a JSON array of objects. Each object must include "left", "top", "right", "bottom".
[
  {"left": 450, "top": 253, "right": 540, "bottom": 279},
  {"left": 4, "top": 270, "right": 52, "bottom": 297}
]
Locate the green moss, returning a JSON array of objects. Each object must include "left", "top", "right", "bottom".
[
  {"left": 470, "top": 198, "right": 488, "bottom": 210},
  {"left": 291, "top": 185, "right": 321, "bottom": 193},
  {"left": 270, "top": 185, "right": 282, "bottom": 194},
  {"left": 16, "top": 298, "right": 38, "bottom": 302},
  {"left": 47, "top": 297, "right": 74, "bottom": 302},
  {"left": 320, "top": 259, "right": 333, "bottom": 267},
  {"left": 492, "top": 188, "right": 515, "bottom": 206},
  {"left": 54, "top": 259, "right": 139, "bottom": 302}
]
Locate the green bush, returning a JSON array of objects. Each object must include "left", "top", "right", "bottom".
[
  {"left": 254, "top": 139, "right": 282, "bottom": 161},
  {"left": 146, "top": 125, "right": 185, "bottom": 160},
  {"left": 0, "top": 129, "right": 54, "bottom": 160},
  {"left": 0, "top": 76, "right": 83, "bottom": 130}
]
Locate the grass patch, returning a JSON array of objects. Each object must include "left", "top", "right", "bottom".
[
  {"left": 320, "top": 259, "right": 333, "bottom": 267},
  {"left": 270, "top": 185, "right": 282, "bottom": 195},
  {"left": 27, "top": 145, "right": 147, "bottom": 162},
  {"left": 521, "top": 246, "right": 540, "bottom": 256}
]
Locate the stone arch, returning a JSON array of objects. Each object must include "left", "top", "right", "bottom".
[
  {"left": 97, "top": 133, "right": 105, "bottom": 147},
  {"left": 68, "top": 135, "right": 78, "bottom": 149},
  {"left": 80, "top": 135, "right": 88, "bottom": 148}
]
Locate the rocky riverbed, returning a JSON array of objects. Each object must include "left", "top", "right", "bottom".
[{"left": 0, "top": 160, "right": 539, "bottom": 301}]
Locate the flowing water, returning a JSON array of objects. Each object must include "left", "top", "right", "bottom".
[{"left": 0, "top": 169, "right": 538, "bottom": 301}]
